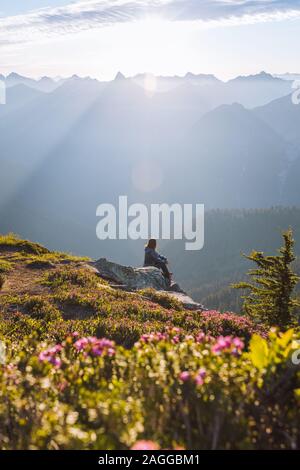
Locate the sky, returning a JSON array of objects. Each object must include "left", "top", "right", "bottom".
[{"left": 0, "top": 0, "right": 299, "bottom": 80}]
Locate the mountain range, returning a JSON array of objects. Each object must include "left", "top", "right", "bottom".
[{"left": 0, "top": 70, "right": 300, "bottom": 266}]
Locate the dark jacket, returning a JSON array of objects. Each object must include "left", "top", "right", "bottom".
[{"left": 144, "top": 247, "right": 167, "bottom": 267}]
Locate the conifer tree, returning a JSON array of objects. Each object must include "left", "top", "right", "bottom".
[{"left": 233, "top": 229, "right": 300, "bottom": 329}]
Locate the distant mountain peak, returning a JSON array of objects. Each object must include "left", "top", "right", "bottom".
[
  {"left": 70, "top": 74, "right": 81, "bottom": 80},
  {"left": 185, "top": 72, "right": 217, "bottom": 80},
  {"left": 233, "top": 71, "right": 278, "bottom": 82},
  {"left": 38, "top": 76, "right": 53, "bottom": 83},
  {"left": 213, "top": 102, "right": 246, "bottom": 115},
  {"left": 114, "top": 71, "right": 126, "bottom": 81},
  {"left": 7, "top": 72, "right": 22, "bottom": 78},
  {"left": 257, "top": 71, "right": 277, "bottom": 80}
]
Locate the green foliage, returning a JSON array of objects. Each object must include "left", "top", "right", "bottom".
[
  {"left": 26, "top": 252, "right": 89, "bottom": 264},
  {"left": 0, "top": 259, "right": 12, "bottom": 273},
  {"left": 0, "top": 259, "right": 11, "bottom": 290},
  {"left": 168, "top": 207, "right": 300, "bottom": 311},
  {"left": 0, "top": 233, "right": 50, "bottom": 255},
  {"left": 43, "top": 267, "right": 103, "bottom": 290},
  {"left": 23, "top": 296, "right": 62, "bottom": 321},
  {"left": 0, "top": 329, "right": 299, "bottom": 449},
  {"left": 0, "top": 233, "right": 88, "bottom": 262},
  {"left": 0, "top": 274, "right": 5, "bottom": 290},
  {"left": 233, "top": 229, "right": 300, "bottom": 329}
]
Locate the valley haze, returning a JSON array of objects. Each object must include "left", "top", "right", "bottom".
[{"left": 1, "top": 69, "right": 300, "bottom": 307}]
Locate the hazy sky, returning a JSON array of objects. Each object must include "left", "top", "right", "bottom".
[{"left": 0, "top": 0, "right": 299, "bottom": 80}]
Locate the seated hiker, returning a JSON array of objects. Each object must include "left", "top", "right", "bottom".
[{"left": 144, "top": 239, "right": 172, "bottom": 281}]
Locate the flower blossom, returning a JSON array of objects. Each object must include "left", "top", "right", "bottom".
[
  {"left": 39, "top": 344, "right": 62, "bottom": 368},
  {"left": 211, "top": 335, "right": 244, "bottom": 355},
  {"left": 131, "top": 440, "right": 159, "bottom": 450},
  {"left": 195, "top": 367, "right": 206, "bottom": 386},
  {"left": 179, "top": 371, "right": 190, "bottom": 382},
  {"left": 74, "top": 336, "right": 115, "bottom": 357},
  {"left": 139, "top": 332, "right": 167, "bottom": 344}
]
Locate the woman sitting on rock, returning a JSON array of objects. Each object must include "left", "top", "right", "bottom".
[{"left": 144, "top": 239, "right": 172, "bottom": 282}]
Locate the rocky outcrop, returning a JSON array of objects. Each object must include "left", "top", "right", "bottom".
[
  {"left": 91, "top": 258, "right": 205, "bottom": 311},
  {"left": 92, "top": 258, "right": 170, "bottom": 290},
  {"left": 160, "top": 291, "right": 205, "bottom": 311}
]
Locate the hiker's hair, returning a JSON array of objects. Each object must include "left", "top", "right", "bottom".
[{"left": 146, "top": 239, "right": 157, "bottom": 249}]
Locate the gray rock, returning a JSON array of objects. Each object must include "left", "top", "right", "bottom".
[
  {"left": 159, "top": 291, "right": 205, "bottom": 311},
  {"left": 92, "top": 258, "right": 170, "bottom": 290},
  {"left": 81, "top": 264, "right": 101, "bottom": 276},
  {"left": 91, "top": 259, "right": 206, "bottom": 311}
]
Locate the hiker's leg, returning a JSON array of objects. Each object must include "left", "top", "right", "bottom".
[{"left": 155, "top": 261, "right": 171, "bottom": 279}]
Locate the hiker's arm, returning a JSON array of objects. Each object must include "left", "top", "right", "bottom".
[
  {"left": 158, "top": 253, "right": 168, "bottom": 263},
  {"left": 149, "top": 250, "right": 165, "bottom": 263}
]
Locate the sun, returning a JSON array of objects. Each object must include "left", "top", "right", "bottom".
[{"left": 116, "top": 16, "right": 181, "bottom": 78}]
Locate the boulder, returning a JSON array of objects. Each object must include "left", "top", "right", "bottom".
[
  {"left": 92, "top": 258, "right": 170, "bottom": 290},
  {"left": 159, "top": 291, "right": 206, "bottom": 311},
  {"left": 91, "top": 259, "right": 206, "bottom": 311}
]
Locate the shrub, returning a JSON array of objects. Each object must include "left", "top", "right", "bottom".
[
  {"left": 0, "top": 233, "right": 50, "bottom": 255},
  {"left": 0, "top": 259, "right": 12, "bottom": 273},
  {"left": 43, "top": 268, "right": 101, "bottom": 290},
  {"left": 23, "top": 296, "right": 62, "bottom": 321},
  {"left": 0, "top": 273, "right": 5, "bottom": 290}
]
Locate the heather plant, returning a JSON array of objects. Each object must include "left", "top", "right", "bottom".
[
  {"left": 0, "top": 328, "right": 299, "bottom": 450},
  {"left": 0, "top": 233, "right": 299, "bottom": 450},
  {"left": 0, "top": 274, "right": 5, "bottom": 290},
  {"left": 0, "top": 259, "right": 12, "bottom": 273}
]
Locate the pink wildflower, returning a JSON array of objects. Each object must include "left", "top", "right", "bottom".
[
  {"left": 74, "top": 337, "right": 89, "bottom": 351},
  {"left": 179, "top": 371, "right": 190, "bottom": 382},
  {"left": 39, "top": 344, "right": 63, "bottom": 368},
  {"left": 195, "top": 332, "right": 205, "bottom": 343},
  {"left": 131, "top": 440, "right": 159, "bottom": 450},
  {"left": 232, "top": 337, "right": 245, "bottom": 355},
  {"left": 211, "top": 335, "right": 244, "bottom": 356},
  {"left": 172, "top": 327, "right": 181, "bottom": 334},
  {"left": 185, "top": 335, "right": 194, "bottom": 341},
  {"left": 195, "top": 367, "right": 206, "bottom": 386},
  {"left": 74, "top": 336, "right": 115, "bottom": 357},
  {"left": 139, "top": 332, "right": 167, "bottom": 344}
]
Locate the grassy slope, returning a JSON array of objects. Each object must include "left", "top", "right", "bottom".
[
  {"left": 0, "top": 233, "right": 264, "bottom": 346},
  {"left": 1, "top": 234, "right": 299, "bottom": 451}
]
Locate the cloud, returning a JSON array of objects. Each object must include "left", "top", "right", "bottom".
[
  {"left": 1, "top": 0, "right": 300, "bottom": 47},
  {"left": 165, "top": 0, "right": 300, "bottom": 22}
]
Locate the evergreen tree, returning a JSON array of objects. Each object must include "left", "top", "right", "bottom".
[{"left": 233, "top": 229, "right": 300, "bottom": 329}]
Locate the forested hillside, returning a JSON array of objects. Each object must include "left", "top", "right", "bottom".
[{"left": 165, "top": 207, "right": 300, "bottom": 310}]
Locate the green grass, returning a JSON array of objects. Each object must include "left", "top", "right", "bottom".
[
  {"left": 0, "top": 233, "right": 50, "bottom": 255},
  {"left": 0, "top": 273, "right": 5, "bottom": 290},
  {"left": 0, "top": 233, "right": 89, "bottom": 262},
  {"left": 42, "top": 267, "right": 105, "bottom": 290},
  {"left": 0, "top": 233, "right": 266, "bottom": 346},
  {"left": 0, "top": 259, "right": 12, "bottom": 273}
]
